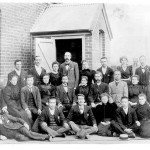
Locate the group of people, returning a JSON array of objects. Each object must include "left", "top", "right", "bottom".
[{"left": 0, "top": 52, "right": 150, "bottom": 142}]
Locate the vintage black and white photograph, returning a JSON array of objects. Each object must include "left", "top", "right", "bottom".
[{"left": 0, "top": 0, "right": 150, "bottom": 146}]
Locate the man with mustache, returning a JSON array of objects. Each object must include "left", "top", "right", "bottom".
[
  {"left": 88, "top": 71, "right": 109, "bottom": 120},
  {"left": 59, "top": 52, "right": 79, "bottom": 89}
]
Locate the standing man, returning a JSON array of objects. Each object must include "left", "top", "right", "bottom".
[
  {"left": 60, "top": 52, "right": 79, "bottom": 89},
  {"left": 97, "top": 57, "right": 114, "bottom": 84},
  {"left": 109, "top": 70, "right": 128, "bottom": 107},
  {"left": 135, "top": 55, "right": 150, "bottom": 89},
  {"left": 7, "top": 60, "right": 27, "bottom": 89},
  {"left": 28, "top": 56, "right": 46, "bottom": 86}
]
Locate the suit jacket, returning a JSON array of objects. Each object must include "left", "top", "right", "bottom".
[
  {"left": 21, "top": 86, "right": 42, "bottom": 110},
  {"left": 56, "top": 84, "right": 77, "bottom": 105},
  {"left": 7, "top": 70, "right": 27, "bottom": 89},
  {"left": 39, "top": 106, "right": 65, "bottom": 126},
  {"left": 135, "top": 66, "right": 150, "bottom": 86},
  {"left": 88, "top": 82, "right": 109, "bottom": 103},
  {"left": 67, "top": 105, "right": 96, "bottom": 126},
  {"left": 97, "top": 66, "right": 114, "bottom": 84},
  {"left": 60, "top": 61, "right": 79, "bottom": 88},
  {"left": 28, "top": 66, "right": 46, "bottom": 86},
  {"left": 115, "top": 106, "right": 138, "bottom": 130},
  {"left": 0, "top": 90, "right": 6, "bottom": 109},
  {"left": 109, "top": 80, "right": 128, "bottom": 104},
  {"left": 1, "top": 113, "right": 25, "bottom": 130}
]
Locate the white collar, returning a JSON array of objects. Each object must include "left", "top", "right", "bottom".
[
  {"left": 123, "top": 107, "right": 128, "bottom": 114},
  {"left": 49, "top": 108, "right": 55, "bottom": 115},
  {"left": 15, "top": 69, "right": 21, "bottom": 75}
]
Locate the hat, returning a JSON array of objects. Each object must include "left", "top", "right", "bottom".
[{"left": 119, "top": 134, "right": 128, "bottom": 140}]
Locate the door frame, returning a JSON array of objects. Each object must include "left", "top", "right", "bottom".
[{"left": 53, "top": 35, "right": 85, "bottom": 60}]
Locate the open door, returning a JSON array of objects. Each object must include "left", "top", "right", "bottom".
[{"left": 35, "top": 38, "right": 56, "bottom": 73}]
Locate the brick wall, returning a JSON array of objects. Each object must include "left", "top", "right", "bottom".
[
  {"left": 91, "top": 6, "right": 111, "bottom": 70},
  {"left": 0, "top": 3, "right": 48, "bottom": 85}
]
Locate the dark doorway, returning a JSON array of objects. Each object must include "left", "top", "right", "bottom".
[{"left": 55, "top": 39, "right": 82, "bottom": 69}]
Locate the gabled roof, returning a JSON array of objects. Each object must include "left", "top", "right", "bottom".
[{"left": 30, "top": 3, "right": 113, "bottom": 39}]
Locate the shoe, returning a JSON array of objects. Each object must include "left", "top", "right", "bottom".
[
  {"left": 85, "top": 134, "right": 89, "bottom": 139},
  {"left": 62, "top": 133, "right": 66, "bottom": 138},
  {"left": 128, "top": 132, "right": 136, "bottom": 138},
  {"left": 48, "top": 135, "right": 53, "bottom": 142}
]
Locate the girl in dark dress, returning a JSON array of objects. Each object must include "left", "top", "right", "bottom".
[
  {"left": 49, "top": 61, "right": 61, "bottom": 87},
  {"left": 136, "top": 93, "right": 150, "bottom": 138},
  {"left": 129, "top": 75, "right": 143, "bottom": 107},
  {"left": 117, "top": 56, "right": 133, "bottom": 85},
  {"left": 75, "top": 76, "right": 90, "bottom": 105},
  {"left": 39, "top": 73, "right": 56, "bottom": 110},
  {"left": 79, "top": 60, "right": 96, "bottom": 86},
  {"left": 96, "top": 93, "right": 117, "bottom": 136},
  {"left": 2, "top": 75, "right": 31, "bottom": 127}
]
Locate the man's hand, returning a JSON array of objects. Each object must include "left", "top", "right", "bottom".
[
  {"left": 41, "top": 122, "right": 47, "bottom": 127},
  {"left": 38, "top": 109, "right": 41, "bottom": 115},
  {"left": 58, "top": 103, "right": 63, "bottom": 108},
  {"left": 24, "top": 123, "right": 29, "bottom": 130},
  {"left": 26, "top": 109, "right": 32, "bottom": 119},
  {"left": 101, "top": 122, "right": 107, "bottom": 126},
  {"left": 136, "top": 121, "right": 141, "bottom": 127},
  {"left": 91, "top": 103, "right": 96, "bottom": 108},
  {"left": 64, "top": 122, "right": 70, "bottom": 129},
  {"left": 93, "top": 124, "right": 98, "bottom": 132},
  {"left": 124, "top": 128, "right": 132, "bottom": 134}
]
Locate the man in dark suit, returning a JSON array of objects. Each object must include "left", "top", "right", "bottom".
[
  {"left": 56, "top": 75, "right": 77, "bottom": 117},
  {"left": 67, "top": 94, "right": 98, "bottom": 139},
  {"left": 59, "top": 52, "right": 79, "bottom": 89},
  {"left": 21, "top": 75, "right": 42, "bottom": 123},
  {"left": 111, "top": 97, "right": 141, "bottom": 137},
  {"left": 0, "top": 112, "right": 49, "bottom": 141},
  {"left": 39, "top": 97, "right": 70, "bottom": 141},
  {"left": 135, "top": 55, "right": 150, "bottom": 88},
  {"left": 97, "top": 57, "right": 114, "bottom": 84},
  {"left": 7, "top": 60, "right": 27, "bottom": 89},
  {"left": 28, "top": 56, "right": 46, "bottom": 86},
  {"left": 88, "top": 71, "right": 109, "bottom": 107}
]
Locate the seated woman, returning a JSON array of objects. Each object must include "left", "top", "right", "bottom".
[
  {"left": 117, "top": 56, "right": 133, "bottom": 85},
  {"left": 2, "top": 75, "right": 31, "bottom": 127},
  {"left": 49, "top": 61, "right": 62, "bottom": 87},
  {"left": 75, "top": 76, "right": 90, "bottom": 105},
  {"left": 135, "top": 93, "right": 150, "bottom": 138},
  {"left": 39, "top": 73, "right": 56, "bottom": 110},
  {"left": 129, "top": 75, "right": 143, "bottom": 107},
  {"left": 96, "top": 93, "right": 117, "bottom": 136}
]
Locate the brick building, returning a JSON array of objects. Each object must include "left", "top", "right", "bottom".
[{"left": 0, "top": 3, "right": 112, "bottom": 86}]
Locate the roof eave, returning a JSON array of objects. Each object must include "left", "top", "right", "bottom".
[
  {"left": 102, "top": 3, "right": 113, "bottom": 40},
  {"left": 30, "top": 29, "right": 92, "bottom": 35}
]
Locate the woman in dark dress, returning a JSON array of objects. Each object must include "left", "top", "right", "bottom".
[
  {"left": 79, "top": 60, "right": 96, "bottom": 86},
  {"left": 75, "top": 76, "right": 90, "bottom": 105},
  {"left": 49, "top": 61, "right": 61, "bottom": 87},
  {"left": 96, "top": 93, "right": 117, "bottom": 136},
  {"left": 39, "top": 73, "right": 56, "bottom": 110},
  {"left": 2, "top": 75, "right": 30, "bottom": 126},
  {"left": 135, "top": 93, "right": 150, "bottom": 138},
  {"left": 117, "top": 56, "right": 133, "bottom": 85},
  {"left": 129, "top": 75, "right": 143, "bottom": 107}
]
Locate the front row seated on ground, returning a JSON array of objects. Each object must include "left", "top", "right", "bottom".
[{"left": 1, "top": 93, "right": 150, "bottom": 141}]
